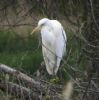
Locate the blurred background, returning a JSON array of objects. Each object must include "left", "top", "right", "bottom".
[{"left": 0, "top": 0, "right": 99, "bottom": 100}]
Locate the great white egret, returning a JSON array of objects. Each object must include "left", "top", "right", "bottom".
[{"left": 31, "top": 18, "right": 67, "bottom": 75}]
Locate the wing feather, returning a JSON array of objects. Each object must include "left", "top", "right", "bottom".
[{"left": 41, "top": 20, "right": 67, "bottom": 75}]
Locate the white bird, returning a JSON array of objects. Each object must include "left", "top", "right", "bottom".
[{"left": 31, "top": 18, "right": 67, "bottom": 75}]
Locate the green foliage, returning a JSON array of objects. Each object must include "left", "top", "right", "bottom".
[{"left": 0, "top": 30, "right": 43, "bottom": 74}]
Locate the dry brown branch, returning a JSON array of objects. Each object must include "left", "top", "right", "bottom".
[
  {"left": 0, "top": 79, "right": 62, "bottom": 100},
  {"left": 0, "top": 64, "right": 62, "bottom": 99},
  {"left": 0, "top": 79, "right": 39, "bottom": 100},
  {"left": 0, "top": 23, "right": 35, "bottom": 27},
  {"left": 0, "top": 64, "right": 38, "bottom": 85}
]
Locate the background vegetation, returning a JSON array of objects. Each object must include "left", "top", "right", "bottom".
[
  {"left": 0, "top": 0, "right": 99, "bottom": 100},
  {"left": 0, "top": 30, "right": 43, "bottom": 74}
]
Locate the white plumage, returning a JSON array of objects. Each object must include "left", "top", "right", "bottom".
[{"left": 31, "top": 18, "right": 67, "bottom": 75}]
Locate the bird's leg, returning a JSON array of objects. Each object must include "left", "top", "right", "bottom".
[
  {"left": 52, "top": 55, "right": 57, "bottom": 75},
  {"left": 49, "top": 56, "right": 60, "bottom": 83},
  {"left": 49, "top": 74, "right": 60, "bottom": 83}
]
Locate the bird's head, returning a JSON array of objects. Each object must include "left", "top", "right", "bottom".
[{"left": 31, "top": 18, "right": 49, "bottom": 35}]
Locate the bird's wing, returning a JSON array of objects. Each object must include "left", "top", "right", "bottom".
[
  {"left": 41, "top": 26, "right": 57, "bottom": 75},
  {"left": 49, "top": 20, "right": 67, "bottom": 74},
  {"left": 55, "top": 28, "right": 67, "bottom": 66},
  {"left": 41, "top": 20, "right": 67, "bottom": 75}
]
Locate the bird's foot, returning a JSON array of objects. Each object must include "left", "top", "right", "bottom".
[{"left": 49, "top": 76, "right": 60, "bottom": 84}]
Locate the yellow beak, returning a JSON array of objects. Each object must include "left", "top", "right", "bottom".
[{"left": 31, "top": 26, "right": 41, "bottom": 35}]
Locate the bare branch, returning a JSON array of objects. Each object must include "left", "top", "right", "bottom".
[
  {"left": 0, "top": 79, "right": 39, "bottom": 100},
  {"left": 0, "top": 64, "right": 63, "bottom": 99}
]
